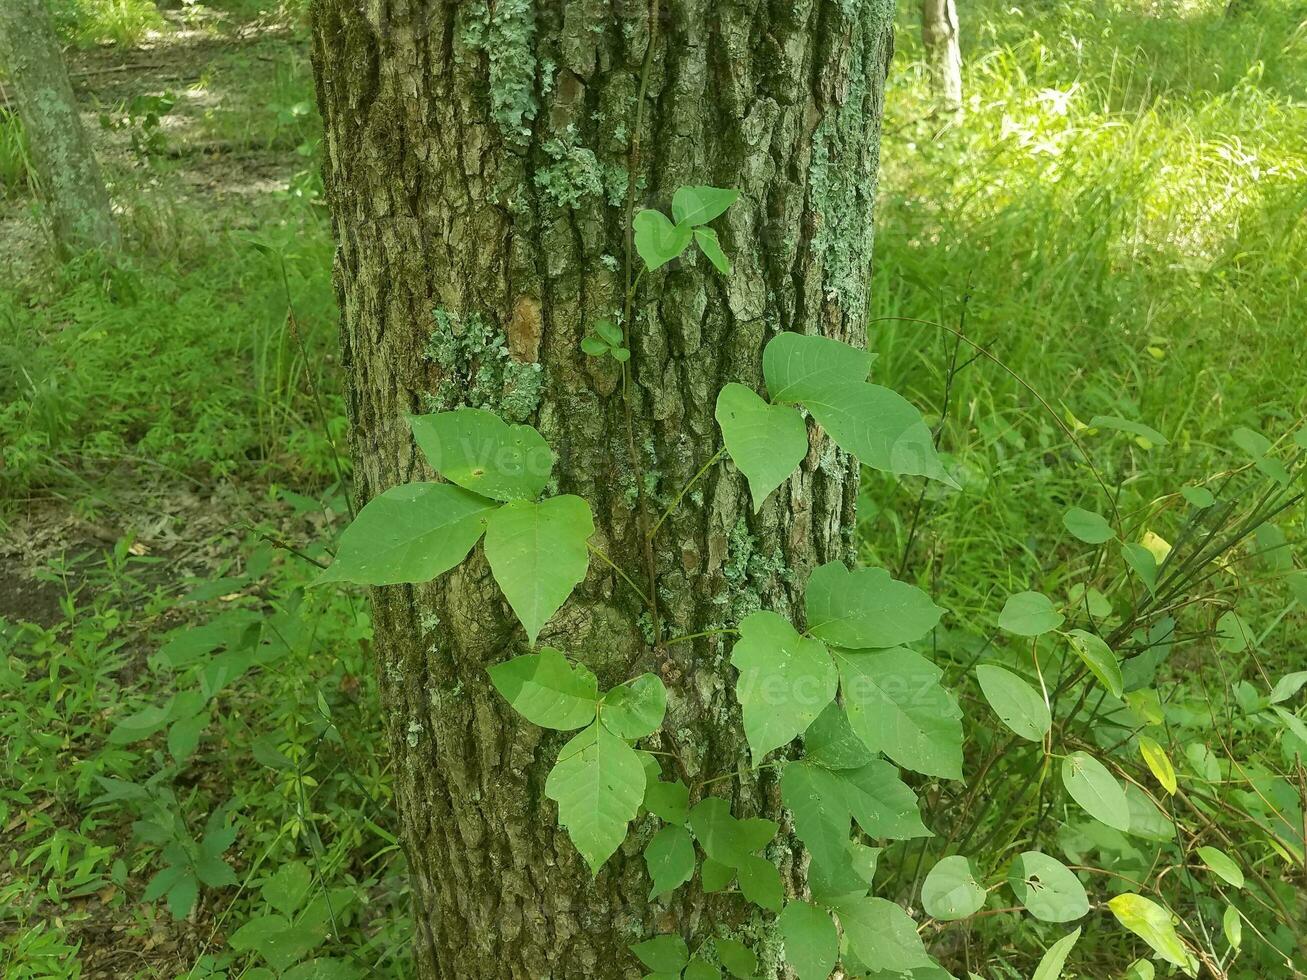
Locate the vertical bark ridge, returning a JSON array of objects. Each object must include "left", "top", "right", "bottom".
[{"left": 311, "top": 1, "right": 895, "bottom": 975}]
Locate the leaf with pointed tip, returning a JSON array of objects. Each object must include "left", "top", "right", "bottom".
[
  {"left": 1107, "top": 894, "right": 1199, "bottom": 975},
  {"left": 484, "top": 495, "right": 593, "bottom": 645},
  {"left": 731, "top": 611, "right": 838, "bottom": 761},
  {"left": 1032, "top": 927, "right": 1082, "bottom": 980},
  {"left": 804, "top": 382, "right": 955, "bottom": 485},
  {"left": 921, "top": 855, "right": 985, "bottom": 920},
  {"left": 836, "top": 648, "right": 963, "bottom": 779},
  {"left": 803, "top": 702, "right": 875, "bottom": 769},
  {"left": 763, "top": 333, "right": 874, "bottom": 404},
  {"left": 806, "top": 562, "right": 943, "bottom": 650},
  {"left": 488, "top": 648, "right": 598, "bottom": 730},
  {"left": 1067, "top": 629, "right": 1123, "bottom": 698},
  {"left": 1061, "top": 751, "right": 1130, "bottom": 831},
  {"left": 1090, "top": 415, "right": 1169, "bottom": 446},
  {"left": 1223, "top": 905, "right": 1242, "bottom": 950},
  {"left": 644, "top": 779, "right": 689, "bottom": 826},
  {"left": 317, "top": 483, "right": 498, "bottom": 586},
  {"left": 1137, "top": 736, "right": 1177, "bottom": 795},
  {"left": 694, "top": 227, "right": 731, "bottom": 274},
  {"left": 1270, "top": 670, "right": 1307, "bottom": 704},
  {"left": 1008, "top": 852, "right": 1089, "bottom": 923},
  {"left": 672, "top": 185, "right": 739, "bottom": 226},
  {"left": 975, "top": 665, "right": 1050, "bottom": 742},
  {"left": 737, "top": 854, "right": 783, "bottom": 911},
  {"left": 631, "top": 935, "right": 689, "bottom": 974},
  {"left": 780, "top": 902, "right": 837, "bottom": 980},
  {"left": 997, "top": 591, "right": 1063, "bottom": 636},
  {"left": 600, "top": 674, "right": 666, "bottom": 739},
  {"left": 701, "top": 857, "right": 734, "bottom": 892},
  {"left": 688, "top": 798, "right": 776, "bottom": 869},
  {"left": 715, "top": 385, "right": 808, "bottom": 512},
  {"left": 545, "top": 722, "right": 646, "bottom": 874},
  {"left": 634, "top": 210, "right": 693, "bottom": 271},
  {"left": 1196, "top": 846, "right": 1244, "bottom": 888},
  {"left": 645, "top": 825, "right": 694, "bottom": 899},
  {"left": 1122, "top": 542, "right": 1158, "bottom": 594},
  {"left": 410, "top": 409, "right": 552, "bottom": 501},
  {"left": 714, "top": 938, "right": 757, "bottom": 979},
  {"left": 833, "top": 896, "right": 933, "bottom": 973},
  {"left": 684, "top": 960, "right": 721, "bottom": 980}
]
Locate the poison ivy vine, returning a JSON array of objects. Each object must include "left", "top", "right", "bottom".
[{"left": 317, "top": 186, "right": 1306, "bottom": 979}]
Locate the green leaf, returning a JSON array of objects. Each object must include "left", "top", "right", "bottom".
[
  {"left": 1270, "top": 670, "right": 1307, "bottom": 704},
  {"left": 1181, "top": 486, "right": 1215, "bottom": 508},
  {"left": 1063, "top": 506, "right": 1114, "bottom": 544},
  {"left": 1215, "top": 611, "right": 1251, "bottom": 653},
  {"left": 997, "top": 591, "right": 1064, "bottom": 636},
  {"left": 737, "top": 854, "right": 783, "bottom": 911},
  {"left": 701, "top": 857, "right": 735, "bottom": 892},
  {"left": 317, "top": 483, "right": 497, "bottom": 586},
  {"left": 168, "top": 711, "right": 209, "bottom": 763},
  {"left": 410, "top": 409, "right": 552, "bottom": 502},
  {"left": 1089, "top": 415, "right": 1169, "bottom": 446},
  {"left": 644, "top": 779, "right": 689, "bottom": 825},
  {"left": 1272, "top": 704, "right": 1307, "bottom": 744},
  {"left": 1125, "top": 959, "right": 1156, "bottom": 980},
  {"left": 975, "top": 665, "right": 1050, "bottom": 742},
  {"left": 633, "top": 210, "right": 693, "bottom": 271},
  {"left": 1061, "top": 751, "right": 1130, "bottom": 831},
  {"left": 581, "top": 335, "right": 609, "bottom": 356},
  {"left": 803, "top": 702, "right": 875, "bottom": 769},
  {"left": 484, "top": 495, "right": 593, "bottom": 645},
  {"left": 1008, "top": 851, "right": 1089, "bottom": 922},
  {"left": 672, "top": 185, "right": 739, "bottom": 226},
  {"left": 489, "top": 647, "right": 598, "bottom": 730},
  {"left": 762, "top": 332, "right": 874, "bottom": 404},
  {"left": 780, "top": 901, "right": 837, "bottom": 980},
  {"left": 1107, "top": 893, "right": 1199, "bottom": 975},
  {"left": 166, "top": 872, "right": 199, "bottom": 919},
  {"left": 1138, "top": 736, "right": 1177, "bottom": 795},
  {"left": 645, "top": 825, "right": 695, "bottom": 899},
  {"left": 1196, "top": 846, "right": 1244, "bottom": 888},
  {"left": 1066, "top": 629, "right": 1123, "bottom": 698},
  {"left": 715, "top": 384, "right": 808, "bottom": 512},
  {"left": 920, "top": 855, "right": 985, "bottom": 920},
  {"left": 262, "top": 861, "right": 312, "bottom": 917},
  {"left": 1223, "top": 904, "right": 1242, "bottom": 949},
  {"left": 631, "top": 935, "right": 690, "bottom": 973},
  {"left": 694, "top": 227, "right": 731, "bottom": 274},
  {"left": 684, "top": 959, "right": 722, "bottom": 980},
  {"left": 715, "top": 938, "right": 757, "bottom": 979},
  {"left": 600, "top": 674, "right": 667, "bottom": 739},
  {"left": 1031, "top": 927, "right": 1081, "bottom": 980},
  {"left": 281, "top": 960, "right": 362, "bottom": 980},
  {"left": 833, "top": 896, "right": 933, "bottom": 973},
  {"left": 1122, "top": 542, "right": 1159, "bottom": 594},
  {"left": 595, "top": 319, "right": 622, "bottom": 345},
  {"left": 731, "top": 611, "right": 838, "bottom": 761},
  {"left": 806, "top": 562, "right": 943, "bottom": 650},
  {"left": 804, "top": 382, "right": 954, "bottom": 485},
  {"left": 545, "top": 721, "right": 646, "bottom": 874},
  {"left": 836, "top": 648, "right": 963, "bottom": 779},
  {"left": 688, "top": 797, "right": 777, "bottom": 869}
]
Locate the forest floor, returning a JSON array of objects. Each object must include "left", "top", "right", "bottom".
[{"left": 2, "top": 1, "right": 1306, "bottom": 978}]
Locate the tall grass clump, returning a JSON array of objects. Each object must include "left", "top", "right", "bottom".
[{"left": 49, "top": 0, "right": 165, "bottom": 47}]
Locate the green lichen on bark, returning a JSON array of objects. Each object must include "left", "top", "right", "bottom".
[
  {"left": 718, "top": 518, "right": 790, "bottom": 622},
  {"left": 458, "top": 0, "right": 538, "bottom": 142},
  {"left": 423, "top": 308, "right": 543, "bottom": 421},
  {"left": 534, "top": 134, "right": 605, "bottom": 208},
  {"left": 808, "top": 0, "right": 893, "bottom": 322}
]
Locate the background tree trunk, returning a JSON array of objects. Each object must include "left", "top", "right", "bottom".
[
  {"left": 311, "top": 1, "right": 895, "bottom": 975},
  {"left": 0, "top": 0, "right": 119, "bottom": 256},
  {"left": 921, "top": 0, "right": 962, "bottom": 114}
]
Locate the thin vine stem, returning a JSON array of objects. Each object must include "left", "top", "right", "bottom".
[{"left": 647, "top": 446, "right": 726, "bottom": 541}]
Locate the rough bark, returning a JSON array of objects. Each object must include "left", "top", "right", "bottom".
[
  {"left": 920, "top": 0, "right": 962, "bottom": 114},
  {"left": 0, "top": 0, "right": 119, "bottom": 256},
  {"left": 310, "top": 1, "right": 895, "bottom": 976}
]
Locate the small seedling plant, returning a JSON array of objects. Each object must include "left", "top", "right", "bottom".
[{"left": 316, "top": 183, "right": 1307, "bottom": 978}]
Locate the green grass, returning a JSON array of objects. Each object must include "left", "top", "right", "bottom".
[{"left": 49, "top": 0, "right": 166, "bottom": 47}]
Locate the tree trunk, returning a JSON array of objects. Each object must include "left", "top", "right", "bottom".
[
  {"left": 920, "top": 0, "right": 962, "bottom": 114},
  {"left": 310, "top": 1, "right": 895, "bottom": 975},
  {"left": 0, "top": 0, "right": 119, "bottom": 256}
]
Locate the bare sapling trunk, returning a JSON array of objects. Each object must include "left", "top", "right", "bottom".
[
  {"left": 921, "top": 0, "right": 963, "bottom": 115},
  {"left": 0, "top": 0, "right": 119, "bottom": 256}
]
